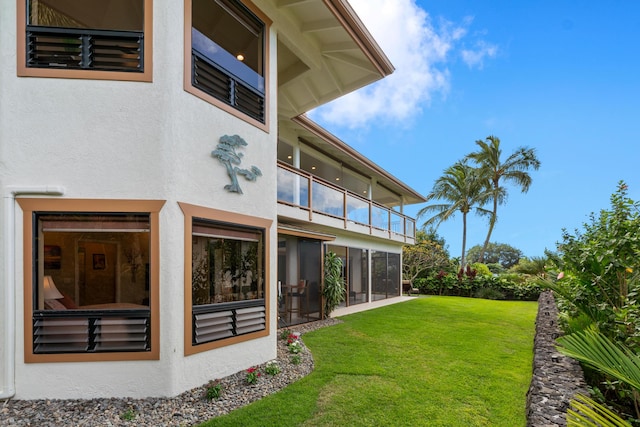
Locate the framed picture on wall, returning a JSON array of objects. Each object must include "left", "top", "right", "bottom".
[
  {"left": 93, "top": 254, "right": 106, "bottom": 270},
  {"left": 44, "top": 245, "right": 61, "bottom": 270}
]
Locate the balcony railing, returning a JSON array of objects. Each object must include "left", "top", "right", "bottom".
[{"left": 277, "top": 162, "right": 416, "bottom": 241}]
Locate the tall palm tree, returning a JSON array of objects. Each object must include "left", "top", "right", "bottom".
[
  {"left": 417, "top": 161, "right": 491, "bottom": 269},
  {"left": 466, "top": 136, "right": 540, "bottom": 263}
]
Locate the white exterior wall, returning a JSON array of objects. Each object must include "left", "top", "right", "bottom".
[{"left": 0, "top": 1, "right": 278, "bottom": 399}]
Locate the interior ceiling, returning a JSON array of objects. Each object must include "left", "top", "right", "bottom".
[
  {"left": 278, "top": 118, "right": 426, "bottom": 206},
  {"left": 259, "top": 0, "right": 393, "bottom": 120}
]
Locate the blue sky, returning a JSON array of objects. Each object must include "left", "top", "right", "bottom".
[{"left": 310, "top": 0, "right": 640, "bottom": 259}]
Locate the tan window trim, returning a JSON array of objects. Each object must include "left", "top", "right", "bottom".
[
  {"left": 18, "top": 198, "right": 165, "bottom": 363},
  {"left": 179, "top": 202, "right": 272, "bottom": 356},
  {"left": 16, "top": 0, "right": 154, "bottom": 83},
  {"left": 183, "top": 0, "right": 271, "bottom": 133}
]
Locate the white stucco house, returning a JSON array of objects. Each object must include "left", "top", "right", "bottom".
[{"left": 0, "top": 0, "right": 425, "bottom": 400}]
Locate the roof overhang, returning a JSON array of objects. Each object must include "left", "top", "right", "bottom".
[{"left": 257, "top": 0, "right": 394, "bottom": 119}]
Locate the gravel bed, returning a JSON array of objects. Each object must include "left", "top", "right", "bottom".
[{"left": 0, "top": 318, "right": 341, "bottom": 427}]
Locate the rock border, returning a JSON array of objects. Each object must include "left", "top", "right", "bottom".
[{"left": 526, "top": 291, "right": 589, "bottom": 426}]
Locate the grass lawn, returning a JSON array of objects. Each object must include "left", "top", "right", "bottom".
[{"left": 200, "top": 296, "right": 538, "bottom": 426}]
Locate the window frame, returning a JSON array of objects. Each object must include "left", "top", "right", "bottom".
[
  {"left": 179, "top": 202, "right": 271, "bottom": 356},
  {"left": 17, "top": 0, "right": 154, "bottom": 82},
  {"left": 18, "top": 198, "right": 165, "bottom": 363},
  {"left": 184, "top": 0, "right": 270, "bottom": 132}
]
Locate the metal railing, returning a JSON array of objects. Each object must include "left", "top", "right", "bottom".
[{"left": 277, "top": 162, "right": 416, "bottom": 240}]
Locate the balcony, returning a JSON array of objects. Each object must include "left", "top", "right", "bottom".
[{"left": 277, "top": 162, "right": 416, "bottom": 243}]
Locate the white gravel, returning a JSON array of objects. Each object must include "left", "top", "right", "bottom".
[{"left": 0, "top": 319, "right": 341, "bottom": 427}]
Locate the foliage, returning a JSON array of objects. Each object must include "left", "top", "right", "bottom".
[
  {"left": 264, "top": 361, "right": 281, "bottom": 376},
  {"left": 557, "top": 326, "right": 640, "bottom": 424},
  {"left": 510, "top": 256, "right": 548, "bottom": 277},
  {"left": 205, "top": 381, "right": 223, "bottom": 400},
  {"left": 466, "top": 242, "right": 523, "bottom": 269},
  {"left": 475, "top": 287, "right": 505, "bottom": 300},
  {"left": 545, "top": 182, "right": 640, "bottom": 422},
  {"left": 201, "top": 297, "right": 537, "bottom": 427},
  {"left": 487, "top": 262, "right": 505, "bottom": 274},
  {"left": 120, "top": 408, "right": 136, "bottom": 421},
  {"left": 548, "top": 182, "right": 640, "bottom": 350},
  {"left": 279, "top": 328, "right": 292, "bottom": 341},
  {"left": 567, "top": 394, "right": 631, "bottom": 427},
  {"left": 290, "top": 354, "right": 301, "bottom": 365},
  {"left": 471, "top": 262, "right": 492, "bottom": 277},
  {"left": 417, "top": 160, "right": 492, "bottom": 268},
  {"left": 287, "top": 333, "right": 303, "bottom": 354},
  {"left": 245, "top": 367, "right": 261, "bottom": 385},
  {"left": 323, "top": 251, "right": 346, "bottom": 317},
  {"left": 465, "top": 135, "right": 541, "bottom": 263},
  {"left": 413, "top": 270, "right": 541, "bottom": 301},
  {"left": 402, "top": 230, "right": 451, "bottom": 282}
]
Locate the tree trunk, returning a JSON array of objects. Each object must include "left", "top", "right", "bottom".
[
  {"left": 479, "top": 184, "right": 499, "bottom": 263},
  {"left": 460, "top": 212, "right": 467, "bottom": 269}
]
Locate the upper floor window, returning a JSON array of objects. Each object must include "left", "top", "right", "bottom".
[
  {"left": 186, "top": 0, "right": 269, "bottom": 128},
  {"left": 18, "top": 0, "right": 153, "bottom": 82}
]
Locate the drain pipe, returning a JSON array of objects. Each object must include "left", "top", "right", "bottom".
[{"left": 1, "top": 186, "right": 65, "bottom": 399}]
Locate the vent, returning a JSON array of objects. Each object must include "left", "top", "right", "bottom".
[
  {"left": 26, "top": 26, "right": 143, "bottom": 72},
  {"left": 33, "top": 310, "right": 151, "bottom": 354},
  {"left": 193, "top": 51, "right": 265, "bottom": 123},
  {"left": 192, "top": 301, "right": 266, "bottom": 345}
]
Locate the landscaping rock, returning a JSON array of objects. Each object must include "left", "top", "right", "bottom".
[{"left": 526, "top": 291, "right": 589, "bottom": 426}]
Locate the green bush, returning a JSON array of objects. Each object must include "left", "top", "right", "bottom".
[{"left": 475, "top": 287, "right": 505, "bottom": 300}]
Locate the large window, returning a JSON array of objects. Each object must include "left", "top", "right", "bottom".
[
  {"left": 185, "top": 0, "right": 269, "bottom": 127},
  {"left": 180, "top": 203, "right": 271, "bottom": 355},
  {"left": 371, "top": 251, "right": 400, "bottom": 301},
  {"left": 18, "top": 0, "right": 153, "bottom": 81},
  {"left": 327, "top": 245, "right": 369, "bottom": 308},
  {"left": 18, "top": 199, "right": 164, "bottom": 363}
]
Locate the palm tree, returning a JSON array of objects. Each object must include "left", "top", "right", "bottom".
[
  {"left": 466, "top": 136, "right": 540, "bottom": 263},
  {"left": 417, "top": 161, "right": 491, "bottom": 269}
]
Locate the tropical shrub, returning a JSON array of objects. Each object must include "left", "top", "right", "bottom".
[
  {"left": 545, "top": 182, "right": 640, "bottom": 423},
  {"left": 323, "top": 251, "right": 346, "bottom": 317}
]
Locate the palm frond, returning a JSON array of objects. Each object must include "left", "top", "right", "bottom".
[
  {"left": 557, "top": 327, "right": 640, "bottom": 392},
  {"left": 567, "top": 394, "right": 631, "bottom": 427}
]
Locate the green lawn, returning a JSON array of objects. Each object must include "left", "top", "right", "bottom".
[{"left": 201, "top": 296, "right": 538, "bottom": 427}]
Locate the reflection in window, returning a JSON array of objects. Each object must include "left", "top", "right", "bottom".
[
  {"left": 190, "top": 0, "right": 266, "bottom": 122},
  {"left": 371, "top": 250, "right": 400, "bottom": 301},
  {"left": 312, "top": 181, "right": 344, "bottom": 217},
  {"left": 190, "top": 218, "right": 266, "bottom": 346},
  {"left": 192, "top": 220, "right": 264, "bottom": 305}
]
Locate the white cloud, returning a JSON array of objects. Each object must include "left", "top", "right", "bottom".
[
  {"left": 461, "top": 40, "right": 498, "bottom": 69},
  {"left": 310, "top": 0, "right": 497, "bottom": 129}
]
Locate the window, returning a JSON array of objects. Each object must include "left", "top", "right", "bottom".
[
  {"left": 17, "top": 0, "right": 153, "bottom": 82},
  {"left": 371, "top": 251, "right": 400, "bottom": 301},
  {"left": 18, "top": 199, "right": 164, "bottom": 363},
  {"left": 185, "top": 0, "right": 269, "bottom": 128},
  {"left": 180, "top": 202, "right": 271, "bottom": 355}
]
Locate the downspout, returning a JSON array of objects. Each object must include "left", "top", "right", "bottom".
[{"left": 1, "top": 186, "right": 65, "bottom": 399}]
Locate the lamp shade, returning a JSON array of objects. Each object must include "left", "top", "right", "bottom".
[{"left": 43, "top": 276, "right": 63, "bottom": 300}]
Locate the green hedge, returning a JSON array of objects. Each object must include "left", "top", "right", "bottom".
[{"left": 413, "top": 273, "right": 541, "bottom": 301}]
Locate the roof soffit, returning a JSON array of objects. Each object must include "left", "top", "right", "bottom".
[{"left": 256, "top": 0, "right": 394, "bottom": 118}]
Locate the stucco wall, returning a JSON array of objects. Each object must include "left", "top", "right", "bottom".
[{"left": 1, "top": 1, "right": 279, "bottom": 399}]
